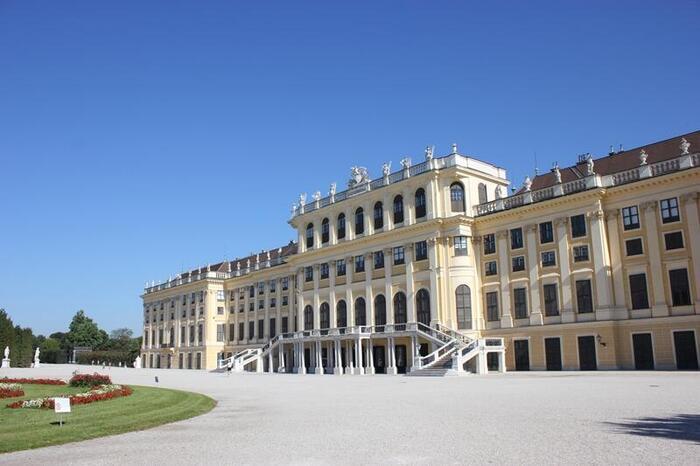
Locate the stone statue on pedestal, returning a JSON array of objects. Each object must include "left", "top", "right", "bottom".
[
  {"left": 1, "top": 346, "right": 9, "bottom": 368},
  {"left": 33, "top": 347, "right": 41, "bottom": 368},
  {"left": 134, "top": 355, "right": 142, "bottom": 369}
]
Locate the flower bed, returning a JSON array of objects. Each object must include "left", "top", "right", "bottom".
[
  {"left": 0, "top": 383, "right": 24, "bottom": 399},
  {"left": 0, "top": 377, "right": 66, "bottom": 386},
  {"left": 69, "top": 373, "right": 112, "bottom": 388},
  {"left": 7, "top": 384, "right": 133, "bottom": 409}
]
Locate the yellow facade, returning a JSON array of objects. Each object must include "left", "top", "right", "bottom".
[{"left": 141, "top": 132, "right": 700, "bottom": 373}]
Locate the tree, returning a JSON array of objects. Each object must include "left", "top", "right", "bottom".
[
  {"left": 49, "top": 331, "right": 69, "bottom": 350},
  {"left": 66, "top": 310, "right": 107, "bottom": 349},
  {"left": 0, "top": 309, "right": 15, "bottom": 354}
]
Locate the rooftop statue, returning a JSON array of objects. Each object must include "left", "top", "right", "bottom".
[
  {"left": 640, "top": 149, "right": 648, "bottom": 166},
  {"left": 348, "top": 166, "right": 370, "bottom": 188},
  {"left": 586, "top": 155, "right": 595, "bottom": 176},
  {"left": 382, "top": 162, "right": 391, "bottom": 177},
  {"left": 680, "top": 137, "right": 690, "bottom": 155}
]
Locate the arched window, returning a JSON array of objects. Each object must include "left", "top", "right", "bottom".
[
  {"left": 337, "top": 213, "right": 346, "bottom": 240},
  {"left": 355, "top": 207, "right": 365, "bottom": 235},
  {"left": 416, "top": 289, "right": 431, "bottom": 326},
  {"left": 415, "top": 188, "right": 426, "bottom": 219},
  {"left": 303, "top": 305, "right": 313, "bottom": 331},
  {"left": 354, "top": 297, "right": 366, "bottom": 326},
  {"left": 374, "top": 295, "right": 386, "bottom": 327},
  {"left": 393, "top": 195, "right": 404, "bottom": 224},
  {"left": 393, "top": 292, "right": 407, "bottom": 324},
  {"left": 456, "top": 285, "right": 472, "bottom": 330},
  {"left": 320, "top": 302, "right": 330, "bottom": 329},
  {"left": 305, "top": 223, "right": 314, "bottom": 248},
  {"left": 321, "top": 218, "right": 329, "bottom": 244},
  {"left": 336, "top": 300, "right": 347, "bottom": 328},
  {"left": 477, "top": 183, "right": 487, "bottom": 204},
  {"left": 451, "top": 182, "right": 466, "bottom": 212},
  {"left": 374, "top": 201, "right": 384, "bottom": 230}
]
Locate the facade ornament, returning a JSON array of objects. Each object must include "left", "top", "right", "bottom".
[
  {"left": 523, "top": 176, "right": 532, "bottom": 192},
  {"left": 680, "top": 137, "right": 690, "bottom": 155},
  {"left": 348, "top": 166, "right": 370, "bottom": 188},
  {"left": 553, "top": 163, "right": 562, "bottom": 183},
  {"left": 246, "top": 259, "right": 251, "bottom": 268},
  {"left": 329, "top": 183, "right": 336, "bottom": 202},
  {"left": 451, "top": 143, "right": 458, "bottom": 154},
  {"left": 400, "top": 157, "right": 411, "bottom": 170},
  {"left": 382, "top": 162, "right": 391, "bottom": 177},
  {"left": 266, "top": 251, "right": 271, "bottom": 261},
  {"left": 554, "top": 216, "right": 568, "bottom": 227},
  {"left": 425, "top": 145, "right": 434, "bottom": 161},
  {"left": 236, "top": 262, "right": 241, "bottom": 271},
  {"left": 291, "top": 203, "right": 297, "bottom": 216},
  {"left": 639, "top": 149, "right": 648, "bottom": 166},
  {"left": 298, "top": 193, "right": 307, "bottom": 214},
  {"left": 312, "top": 191, "right": 321, "bottom": 201},
  {"left": 495, "top": 185, "right": 503, "bottom": 199},
  {"left": 586, "top": 155, "right": 595, "bottom": 176},
  {"left": 640, "top": 200, "right": 657, "bottom": 211},
  {"left": 525, "top": 223, "right": 538, "bottom": 232},
  {"left": 496, "top": 230, "right": 509, "bottom": 239}
]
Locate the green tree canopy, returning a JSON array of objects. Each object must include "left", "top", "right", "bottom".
[{"left": 66, "top": 310, "right": 107, "bottom": 349}]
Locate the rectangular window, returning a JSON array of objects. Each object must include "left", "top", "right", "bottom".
[
  {"left": 238, "top": 305, "right": 244, "bottom": 313},
  {"left": 199, "top": 291, "right": 204, "bottom": 302},
  {"left": 270, "top": 298, "right": 277, "bottom": 308},
  {"left": 181, "top": 309, "right": 186, "bottom": 318},
  {"left": 305, "top": 266, "right": 313, "bottom": 282},
  {"left": 571, "top": 214, "right": 587, "bottom": 238},
  {"left": 197, "top": 324, "right": 203, "bottom": 343},
  {"left": 229, "top": 323, "right": 235, "bottom": 341},
  {"left": 454, "top": 236, "right": 468, "bottom": 256},
  {"left": 512, "top": 256, "right": 525, "bottom": 272},
  {"left": 281, "top": 316, "right": 289, "bottom": 334},
  {"left": 355, "top": 255, "right": 365, "bottom": 273},
  {"left": 660, "top": 197, "right": 680, "bottom": 223},
  {"left": 664, "top": 231, "right": 684, "bottom": 250},
  {"left": 248, "top": 302, "right": 254, "bottom": 312},
  {"left": 269, "top": 280, "right": 276, "bottom": 292},
  {"left": 216, "top": 290, "right": 225, "bottom": 301},
  {"left": 216, "top": 324, "right": 224, "bottom": 342},
  {"left": 320, "top": 263, "right": 329, "bottom": 279},
  {"left": 182, "top": 294, "right": 187, "bottom": 305},
  {"left": 541, "top": 251, "right": 556, "bottom": 267},
  {"left": 576, "top": 280, "right": 593, "bottom": 313},
  {"left": 191, "top": 292, "right": 196, "bottom": 304},
  {"left": 282, "top": 296, "right": 289, "bottom": 306},
  {"left": 669, "top": 268, "right": 691, "bottom": 306},
  {"left": 282, "top": 277, "right": 289, "bottom": 290},
  {"left": 625, "top": 238, "right": 644, "bottom": 256},
  {"left": 573, "top": 245, "right": 589, "bottom": 262},
  {"left": 510, "top": 228, "right": 523, "bottom": 249},
  {"left": 374, "top": 250, "right": 385, "bottom": 269},
  {"left": 238, "top": 323, "right": 244, "bottom": 341},
  {"left": 258, "top": 319, "right": 264, "bottom": 338},
  {"left": 258, "top": 299, "right": 264, "bottom": 310},
  {"left": 337, "top": 215, "right": 346, "bottom": 239},
  {"left": 180, "top": 326, "right": 185, "bottom": 344},
  {"left": 539, "top": 222, "right": 554, "bottom": 243},
  {"left": 415, "top": 241, "right": 428, "bottom": 261},
  {"left": 258, "top": 282, "right": 265, "bottom": 295},
  {"left": 269, "top": 318, "right": 276, "bottom": 338},
  {"left": 513, "top": 288, "right": 528, "bottom": 319},
  {"left": 629, "top": 273, "right": 649, "bottom": 310},
  {"left": 249, "top": 286, "right": 255, "bottom": 298},
  {"left": 217, "top": 306, "right": 224, "bottom": 315},
  {"left": 393, "top": 246, "right": 405, "bottom": 265},
  {"left": 189, "top": 325, "right": 194, "bottom": 343},
  {"left": 484, "top": 234, "right": 496, "bottom": 255},
  {"left": 543, "top": 284, "right": 559, "bottom": 316},
  {"left": 486, "top": 292, "right": 499, "bottom": 322},
  {"left": 248, "top": 321, "right": 255, "bottom": 339},
  {"left": 622, "top": 206, "right": 640, "bottom": 230},
  {"left": 336, "top": 259, "right": 346, "bottom": 276},
  {"left": 485, "top": 261, "right": 497, "bottom": 276}
]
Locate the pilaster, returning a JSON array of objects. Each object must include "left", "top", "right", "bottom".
[
  {"left": 496, "top": 230, "right": 513, "bottom": 327},
  {"left": 555, "top": 217, "right": 575, "bottom": 322},
  {"left": 525, "top": 224, "right": 543, "bottom": 325},
  {"left": 641, "top": 201, "right": 669, "bottom": 317},
  {"left": 680, "top": 192, "right": 700, "bottom": 312}
]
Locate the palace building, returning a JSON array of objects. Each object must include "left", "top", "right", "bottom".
[{"left": 141, "top": 130, "right": 700, "bottom": 374}]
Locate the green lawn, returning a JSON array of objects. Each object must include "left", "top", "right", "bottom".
[{"left": 0, "top": 383, "right": 215, "bottom": 453}]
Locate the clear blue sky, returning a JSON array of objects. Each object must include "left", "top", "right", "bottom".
[{"left": 1, "top": 1, "right": 698, "bottom": 336}]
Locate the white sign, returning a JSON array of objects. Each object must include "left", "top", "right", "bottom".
[{"left": 54, "top": 397, "right": 71, "bottom": 414}]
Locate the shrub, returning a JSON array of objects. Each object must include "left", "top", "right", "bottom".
[
  {"left": 6, "top": 384, "right": 133, "bottom": 409},
  {"left": 69, "top": 373, "right": 111, "bottom": 387},
  {"left": 0, "top": 383, "right": 24, "bottom": 399}
]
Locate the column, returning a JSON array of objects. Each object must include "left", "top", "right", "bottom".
[
  {"left": 345, "top": 340, "right": 353, "bottom": 374},
  {"left": 296, "top": 269, "right": 306, "bottom": 331},
  {"left": 298, "top": 341, "right": 306, "bottom": 375},
  {"left": 278, "top": 342, "right": 285, "bottom": 372},
  {"left": 346, "top": 208, "right": 354, "bottom": 240},
  {"left": 315, "top": 341, "right": 323, "bottom": 375},
  {"left": 406, "top": 244, "right": 416, "bottom": 323},
  {"left": 426, "top": 173, "right": 439, "bottom": 220},
  {"left": 641, "top": 201, "right": 669, "bottom": 317},
  {"left": 410, "top": 334, "right": 419, "bottom": 372},
  {"left": 383, "top": 194, "right": 392, "bottom": 231},
  {"left": 496, "top": 230, "right": 513, "bottom": 327},
  {"left": 680, "top": 193, "right": 700, "bottom": 312},
  {"left": 366, "top": 338, "right": 375, "bottom": 375},
  {"left": 525, "top": 225, "right": 543, "bottom": 325},
  {"left": 329, "top": 261, "right": 337, "bottom": 327},
  {"left": 427, "top": 237, "right": 440, "bottom": 327},
  {"left": 334, "top": 339, "right": 342, "bottom": 375},
  {"left": 313, "top": 265, "right": 321, "bottom": 330},
  {"left": 589, "top": 206, "right": 615, "bottom": 319},
  {"left": 346, "top": 256, "right": 355, "bottom": 326},
  {"left": 472, "top": 237, "right": 484, "bottom": 330},
  {"left": 365, "top": 252, "right": 374, "bottom": 328},
  {"left": 387, "top": 337, "right": 397, "bottom": 375},
  {"left": 355, "top": 338, "right": 364, "bottom": 375},
  {"left": 555, "top": 218, "right": 575, "bottom": 322},
  {"left": 275, "top": 279, "right": 282, "bottom": 336},
  {"left": 605, "top": 211, "right": 628, "bottom": 318},
  {"left": 404, "top": 188, "right": 415, "bottom": 225},
  {"left": 384, "top": 248, "right": 394, "bottom": 325},
  {"left": 264, "top": 281, "right": 270, "bottom": 340},
  {"left": 268, "top": 351, "right": 273, "bottom": 373}
]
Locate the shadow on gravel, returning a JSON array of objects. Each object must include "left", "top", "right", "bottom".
[{"left": 606, "top": 414, "right": 700, "bottom": 444}]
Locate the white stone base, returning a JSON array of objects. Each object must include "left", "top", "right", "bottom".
[
  {"left": 386, "top": 366, "right": 398, "bottom": 375},
  {"left": 1, "top": 358, "right": 9, "bottom": 368}
]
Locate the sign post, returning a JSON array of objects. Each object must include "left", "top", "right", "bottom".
[{"left": 54, "top": 397, "right": 71, "bottom": 426}]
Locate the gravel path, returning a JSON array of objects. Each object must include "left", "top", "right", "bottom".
[{"left": 1, "top": 365, "right": 698, "bottom": 465}]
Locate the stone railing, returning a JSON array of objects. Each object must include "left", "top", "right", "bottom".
[
  {"left": 473, "top": 152, "right": 697, "bottom": 217},
  {"left": 144, "top": 256, "right": 289, "bottom": 294},
  {"left": 292, "top": 153, "right": 506, "bottom": 218}
]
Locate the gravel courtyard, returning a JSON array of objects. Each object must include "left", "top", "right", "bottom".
[{"left": 1, "top": 365, "right": 698, "bottom": 465}]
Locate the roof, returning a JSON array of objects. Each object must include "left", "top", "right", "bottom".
[
  {"left": 177, "top": 241, "right": 298, "bottom": 278},
  {"left": 518, "top": 130, "right": 700, "bottom": 193}
]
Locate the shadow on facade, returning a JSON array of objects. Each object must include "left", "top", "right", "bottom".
[{"left": 606, "top": 414, "right": 700, "bottom": 444}]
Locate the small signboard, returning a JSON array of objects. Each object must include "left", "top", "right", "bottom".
[{"left": 54, "top": 397, "right": 71, "bottom": 426}]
